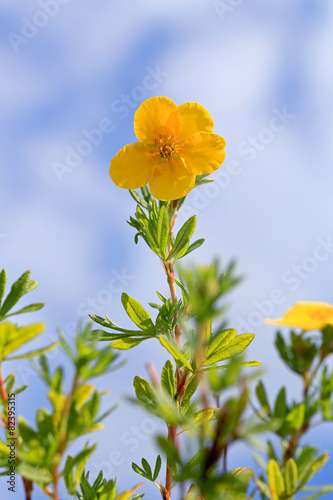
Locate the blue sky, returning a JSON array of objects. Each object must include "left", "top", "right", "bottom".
[{"left": 1, "top": 0, "right": 333, "bottom": 498}]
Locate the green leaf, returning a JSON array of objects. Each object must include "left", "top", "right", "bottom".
[
  {"left": 133, "top": 376, "right": 156, "bottom": 410},
  {"left": 0, "top": 322, "right": 45, "bottom": 361},
  {"left": 286, "top": 403, "right": 305, "bottom": 432},
  {"left": 256, "top": 381, "right": 270, "bottom": 415},
  {"left": 0, "top": 270, "right": 37, "bottom": 316},
  {"left": 99, "top": 480, "right": 117, "bottom": 500},
  {"left": 253, "top": 477, "right": 274, "bottom": 500},
  {"left": 121, "top": 293, "right": 154, "bottom": 331},
  {"left": 161, "top": 360, "right": 176, "bottom": 397},
  {"left": 157, "top": 205, "right": 170, "bottom": 260},
  {"left": 6, "top": 341, "right": 59, "bottom": 361},
  {"left": 253, "top": 453, "right": 267, "bottom": 472},
  {"left": 157, "top": 436, "right": 179, "bottom": 479},
  {"left": 17, "top": 463, "right": 53, "bottom": 486},
  {"left": 3, "top": 302, "right": 44, "bottom": 319},
  {"left": 141, "top": 458, "right": 152, "bottom": 478},
  {"left": 110, "top": 337, "right": 149, "bottom": 350},
  {"left": 90, "top": 314, "right": 143, "bottom": 335},
  {"left": 167, "top": 216, "right": 196, "bottom": 260},
  {"left": 274, "top": 387, "right": 286, "bottom": 419},
  {"left": 206, "top": 329, "right": 237, "bottom": 359},
  {"left": 90, "top": 330, "right": 142, "bottom": 342},
  {"left": 132, "top": 462, "right": 150, "bottom": 480},
  {"left": 298, "top": 453, "right": 329, "bottom": 487},
  {"left": 184, "top": 238, "right": 205, "bottom": 256},
  {"left": 74, "top": 384, "right": 95, "bottom": 408},
  {"left": 284, "top": 458, "right": 298, "bottom": 496},
  {"left": 267, "top": 459, "right": 285, "bottom": 500},
  {"left": 129, "top": 189, "right": 149, "bottom": 209},
  {"left": 185, "top": 449, "right": 207, "bottom": 471},
  {"left": 64, "top": 445, "right": 96, "bottom": 494},
  {"left": 0, "top": 269, "right": 7, "bottom": 306},
  {"left": 153, "top": 455, "right": 162, "bottom": 481},
  {"left": 299, "top": 486, "right": 333, "bottom": 500},
  {"left": 242, "top": 361, "right": 262, "bottom": 367},
  {"left": 195, "top": 174, "right": 215, "bottom": 185},
  {"left": 182, "top": 375, "right": 199, "bottom": 405},
  {"left": 159, "top": 335, "right": 193, "bottom": 372},
  {"left": 204, "top": 333, "right": 254, "bottom": 365},
  {"left": 267, "top": 441, "right": 278, "bottom": 461}
]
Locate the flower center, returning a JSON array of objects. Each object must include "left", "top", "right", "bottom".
[{"left": 150, "top": 134, "right": 184, "bottom": 161}]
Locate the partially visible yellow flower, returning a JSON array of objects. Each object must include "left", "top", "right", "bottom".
[
  {"left": 109, "top": 96, "right": 226, "bottom": 201},
  {"left": 265, "top": 301, "right": 333, "bottom": 331}
]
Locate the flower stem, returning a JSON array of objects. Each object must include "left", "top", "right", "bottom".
[{"left": 163, "top": 199, "right": 182, "bottom": 499}]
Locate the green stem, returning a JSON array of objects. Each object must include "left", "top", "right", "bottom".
[
  {"left": 283, "top": 352, "right": 326, "bottom": 464},
  {"left": 163, "top": 199, "right": 182, "bottom": 500}
]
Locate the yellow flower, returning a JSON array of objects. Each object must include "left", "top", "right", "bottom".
[
  {"left": 109, "top": 96, "right": 226, "bottom": 201},
  {"left": 265, "top": 301, "right": 333, "bottom": 331}
]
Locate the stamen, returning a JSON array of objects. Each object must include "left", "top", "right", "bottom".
[{"left": 151, "top": 133, "right": 184, "bottom": 160}]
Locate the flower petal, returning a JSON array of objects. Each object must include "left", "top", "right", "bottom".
[
  {"left": 181, "top": 132, "right": 226, "bottom": 175},
  {"left": 265, "top": 301, "right": 333, "bottom": 331},
  {"left": 109, "top": 142, "right": 157, "bottom": 189},
  {"left": 149, "top": 159, "right": 195, "bottom": 201},
  {"left": 177, "top": 102, "right": 214, "bottom": 142},
  {"left": 134, "top": 96, "right": 179, "bottom": 143}
]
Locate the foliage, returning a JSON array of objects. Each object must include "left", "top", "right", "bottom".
[{"left": 1, "top": 170, "right": 332, "bottom": 498}]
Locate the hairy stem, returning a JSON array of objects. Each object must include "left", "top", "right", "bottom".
[{"left": 163, "top": 199, "right": 182, "bottom": 499}]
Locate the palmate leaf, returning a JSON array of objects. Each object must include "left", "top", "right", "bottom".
[
  {"left": 132, "top": 462, "right": 151, "bottom": 480},
  {"left": 132, "top": 456, "right": 157, "bottom": 482}
]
